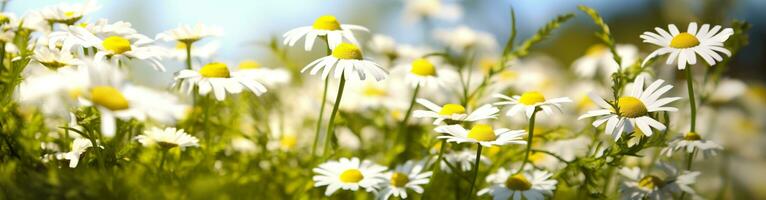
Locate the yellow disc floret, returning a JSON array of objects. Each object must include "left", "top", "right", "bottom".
[
  {"left": 90, "top": 86, "right": 129, "bottom": 111},
  {"left": 467, "top": 124, "right": 496, "bottom": 142},
  {"left": 439, "top": 104, "right": 466, "bottom": 115},
  {"left": 505, "top": 174, "right": 532, "bottom": 191},
  {"left": 199, "top": 62, "right": 231, "bottom": 78},
  {"left": 586, "top": 44, "right": 608, "bottom": 57},
  {"left": 410, "top": 58, "right": 437, "bottom": 76},
  {"left": 638, "top": 175, "right": 663, "bottom": 190},
  {"left": 519, "top": 91, "right": 546, "bottom": 105},
  {"left": 102, "top": 36, "right": 132, "bottom": 54},
  {"left": 312, "top": 15, "right": 342, "bottom": 30},
  {"left": 390, "top": 172, "right": 410, "bottom": 187},
  {"left": 617, "top": 97, "right": 648, "bottom": 118},
  {"left": 670, "top": 33, "right": 700, "bottom": 49},
  {"left": 238, "top": 60, "right": 261, "bottom": 70},
  {"left": 683, "top": 132, "right": 702, "bottom": 141},
  {"left": 339, "top": 169, "right": 364, "bottom": 183},
  {"left": 332, "top": 43, "right": 363, "bottom": 60}
]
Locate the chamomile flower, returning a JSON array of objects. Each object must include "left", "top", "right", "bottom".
[
  {"left": 135, "top": 127, "right": 199, "bottom": 150},
  {"left": 156, "top": 23, "right": 222, "bottom": 44},
  {"left": 434, "top": 26, "right": 497, "bottom": 52},
  {"left": 402, "top": 0, "right": 462, "bottom": 24},
  {"left": 572, "top": 44, "right": 639, "bottom": 79},
  {"left": 641, "top": 22, "right": 733, "bottom": 69},
  {"left": 435, "top": 124, "right": 526, "bottom": 147},
  {"left": 174, "top": 62, "right": 268, "bottom": 101},
  {"left": 37, "top": 0, "right": 99, "bottom": 25},
  {"left": 55, "top": 138, "right": 95, "bottom": 168},
  {"left": 235, "top": 60, "right": 291, "bottom": 87},
  {"left": 79, "top": 85, "right": 152, "bottom": 137},
  {"left": 413, "top": 99, "right": 499, "bottom": 125},
  {"left": 392, "top": 57, "right": 459, "bottom": 89},
  {"left": 313, "top": 157, "right": 387, "bottom": 196},
  {"left": 661, "top": 131, "right": 723, "bottom": 158},
  {"left": 578, "top": 76, "right": 680, "bottom": 140},
  {"left": 33, "top": 47, "right": 82, "bottom": 71},
  {"left": 619, "top": 164, "right": 700, "bottom": 200},
  {"left": 477, "top": 168, "right": 558, "bottom": 200},
  {"left": 301, "top": 43, "right": 387, "bottom": 81},
  {"left": 48, "top": 19, "right": 138, "bottom": 51},
  {"left": 376, "top": 160, "right": 433, "bottom": 200},
  {"left": 73, "top": 29, "right": 167, "bottom": 71},
  {"left": 283, "top": 15, "right": 368, "bottom": 51},
  {"left": 164, "top": 41, "right": 220, "bottom": 61},
  {"left": 439, "top": 148, "right": 491, "bottom": 173},
  {"left": 493, "top": 91, "right": 572, "bottom": 119}
]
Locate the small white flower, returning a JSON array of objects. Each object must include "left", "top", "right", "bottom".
[
  {"left": 439, "top": 148, "right": 491, "bottom": 173},
  {"left": 578, "top": 76, "right": 680, "bottom": 141},
  {"left": 283, "top": 15, "right": 368, "bottom": 51},
  {"left": 494, "top": 91, "right": 572, "bottom": 119},
  {"left": 433, "top": 26, "right": 497, "bottom": 52},
  {"left": 55, "top": 138, "right": 96, "bottom": 168},
  {"left": 641, "top": 22, "right": 733, "bottom": 69},
  {"left": 313, "top": 157, "right": 387, "bottom": 196},
  {"left": 619, "top": 163, "right": 700, "bottom": 200},
  {"left": 477, "top": 168, "right": 558, "bottom": 200},
  {"left": 392, "top": 57, "right": 459, "bottom": 89},
  {"left": 367, "top": 34, "right": 397, "bottom": 58},
  {"left": 156, "top": 23, "right": 222, "bottom": 43},
  {"left": 135, "top": 127, "right": 199, "bottom": 150},
  {"left": 435, "top": 124, "right": 526, "bottom": 147},
  {"left": 235, "top": 60, "right": 291, "bottom": 87},
  {"left": 402, "top": 0, "right": 462, "bottom": 24},
  {"left": 376, "top": 160, "right": 433, "bottom": 199},
  {"left": 413, "top": 99, "right": 498, "bottom": 125},
  {"left": 72, "top": 29, "right": 167, "bottom": 71},
  {"left": 302, "top": 43, "right": 388, "bottom": 81},
  {"left": 37, "top": 0, "right": 99, "bottom": 25},
  {"left": 33, "top": 47, "right": 82, "bottom": 70},
  {"left": 572, "top": 44, "right": 639, "bottom": 79},
  {"left": 174, "top": 62, "right": 268, "bottom": 101},
  {"left": 661, "top": 131, "right": 723, "bottom": 158}
]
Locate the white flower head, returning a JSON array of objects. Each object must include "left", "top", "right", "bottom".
[
  {"left": 661, "top": 131, "right": 723, "bottom": 158},
  {"left": 619, "top": 163, "right": 700, "bottom": 200},
  {"left": 376, "top": 160, "right": 433, "bottom": 199},
  {"left": 434, "top": 26, "right": 497, "bottom": 52},
  {"left": 235, "top": 60, "right": 291, "bottom": 87},
  {"left": 135, "top": 127, "right": 199, "bottom": 150},
  {"left": 439, "top": 148, "right": 491, "bottom": 173},
  {"left": 301, "top": 43, "right": 388, "bottom": 81},
  {"left": 313, "top": 157, "right": 387, "bottom": 196},
  {"left": 578, "top": 76, "right": 681, "bottom": 141},
  {"left": 174, "top": 62, "right": 268, "bottom": 101},
  {"left": 493, "top": 91, "right": 572, "bottom": 119},
  {"left": 435, "top": 124, "right": 526, "bottom": 147},
  {"left": 573, "top": 44, "right": 639, "bottom": 79},
  {"left": 413, "top": 99, "right": 499, "bottom": 125},
  {"left": 393, "top": 57, "right": 460, "bottom": 89},
  {"left": 63, "top": 25, "right": 167, "bottom": 71},
  {"left": 477, "top": 168, "right": 558, "bottom": 200},
  {"left": 33, "top": 47, "right": 82, "bottom": 71},
  {"left": 403, "top": 0, "right": 462, "bottom": 24},
  {"left": 641, "top": 22, "right": 733, "bottom": 70},
  {"left": 283, "top": 15, "right": 368, "bottom": 51},
  {"left": 37, "top": 0, "right": 100, "bottom": 25},
  {"left": 156, "top": 23, "right": 222, "bottom": 43},
  {"left": 55, "top": 138, "right": 95, "bottom": 168}
]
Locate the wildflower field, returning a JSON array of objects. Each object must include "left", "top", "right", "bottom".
[{"left": 1, "top": 0, "right": 765, "bottom": 199}]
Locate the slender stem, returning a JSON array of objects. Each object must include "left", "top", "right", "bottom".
[
  {"left": 394, "top": 84, "right": 420, "bottom": 147},
  {"left": 322, "top": 74, "right": 347, "bottom": 158},
  {"left": 516, "top": 107, "right": 540, "bottom": 174},
  {"left": 184, "top": 42, "right": 193, "bottom": 70},
  {"left": 467, "top": 145, "right": 483, "bottom": 200},
  {"left": 311, "top": 77, "right": 330, "bottom": 157},
  {"left": 159, "top": 149, "right": 168, "bottom": 171},
  {"left": 686, "top": 67, "right": 697, "bottom": 132},
  {"left": 422, "top": 142, "right": 447, "bottom": 198}
]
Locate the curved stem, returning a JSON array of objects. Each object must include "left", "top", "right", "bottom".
[
  {"left": 686, "top": 67, "right": 697, "bottom": 132},
  {"left": 467, "top": 145, "right": 483, "bottom": 200},
  {"left": 394, "top": 84, "right": 420, "bottom": 148},
  {"left": 322, "top": 74, "right": 347, "bottom": 158},
  {"left": 311, "top": 40, "right": 333, "bottom": 159},
  {"left": 516, "top": 107, "right": 540, "bottom": 174},
  {"left": 158, "top": 149, "right": 168, "bottom": 171}
]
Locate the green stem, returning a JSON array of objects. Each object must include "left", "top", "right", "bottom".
[
  {"left": 184, "top": 42, "right": 193, "bottom": 70},
  {"left": 516, "top": 107, "right": 540, "bottom": 174},
  {"left": 422, "top": 142, "right": 447, "bottom": 199},
  {"left": 686, "top": 67, "right": 696, "bottom": 132},
  {"left": 159, "top": 149, "right": 168, "bottom": 171},
  {"left": 311, "top": 77, "right": 330, "bottom": 157},
  {"left": 467, "top": 145, "right": 483, "bottom": 200},
  {"left": 394, "top": 84, "right": 420, "bottom": 147},
  {"left": 322, "top": 74, "right": 347, "bottom": 158}
]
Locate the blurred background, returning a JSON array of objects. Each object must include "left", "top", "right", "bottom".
[{"left": 7, "top": 0, "right": 766, "bottom": 82}]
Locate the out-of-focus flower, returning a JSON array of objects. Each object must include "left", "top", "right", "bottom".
[
  {"left": 376, "top": 160, "right": 432, "bottom": 199},
  {"left": 572, "top": 44, "right": 639, "bottom": 79},
  {"left": 156, "top": 23, "right": 222, "bottom": 44},
  {"left": 55, "top": 138, "right": 96, "bottom": 168},
  {"left": 493, "top": 91, "right": 571, "bottom": 119},
  {"left": 619, "top": 163, "right": 699, "bottom": 200},
  {"left": 402, "top": 0, "right": 462, "bottom": 24},
  {"left": 37, "top": 0, "right": 99, "bottom": 25},
  {"left": 433, "top": 26, "right": 497, "bottom": 52},
  {"left": 33, "top": 47, "right": 82, "bottom": 71},
  {"left": 661, "top": 131, "right": 723, "bottom": 159},
  {"left": 135, "top": 127, "right": 199, "bottom": 150}
]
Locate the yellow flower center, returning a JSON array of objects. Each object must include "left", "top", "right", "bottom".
[
  {"left": 64, "top": 11, "right": 76, "bottom": 17},
  {"left": 529, "top": 152, "right": 546, "bottom": 165},
  {"left": 638, "top": 175, "right": 663, "bottom": 190},
  {"left": 390, "top": 172, "right": 410, "bottom": 187},
  {"left": 280, "top": 135, "right": 297, "bottom": 149},
  {"left": 519, "top": 91, "right": 546, "bottom": 105},
  {"left": 362, "top": 85, "right": 387, "bottom": 97},
  {"left": 669, "top": 32, "right": 700, "bottom": 49},
  {"left": 438, "top": 104, "right": 466, "bottom": 115},
  {"left": 312, "top": 15, "right": 342, "bottom": 30},
  {"left": 238, "top": 60, "right": 261, "bottom": 69},
  {"left": 467, "top": 124, "right": 496, "bottom": 142},
  {"left": 332, "top": 43, "right": 363, "bottom": 60},
  {"left": 175, "top": 42, "right": 187, "bottom": 50},
  {"left": 78, "top": 22, "right": 88, "bottom": 28},
  {"left": 617, "top": 97, "right": 648, "bottom": 118},
  {"left": 199, "top": 62, "right": 231, "bottom": 78},
  {"left": 339, "top": 169, "right": 364, "bottom": 183},
  {"left": 505, "top": 174, "right": 532, "bottom": 191},
  {"left": 102, "top": 36, "right": 132, "bottom": 54},
  {"left": 90, "top": 86, "right": 129, "bottom": 111},
  {"left": 585, "top": 44, "right": 608, "bottom": 57},
  {"left": 410, "top": 58, "right": 436, "bottom": 76},
  {"left": 683, "top": 132, "right": 702, "bottom": 141}
]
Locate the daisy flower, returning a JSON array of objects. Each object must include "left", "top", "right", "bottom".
[
  {"left": 174, "top": 62, "right": 268, "bottom": 101},
  {"left": 433, "top": 25, "right": 497, "bottom": 52},
  {"left": 155, "top": 23, "right": 222, "bottom": 44},
  {"left": 619, "top": 163, "right": 700, "bottom": 200},
  {"left": 55, "top": 138, "right": 96, "bottom": 168},
  {"left": 376, "top": 160, "right": 433, "bottom": 200},
  {"left": 493, "top": 91, "right": 572, "bottom": 119},
  {"left": 33, "top": 47, "right": 82, "bottom": 71},
  {"left": 135, "top": 127, "right": 199, "bottom": 150},
  {"left": 164, "top": 41, "right": 220, "bottom": 61},
  {"left": 413, "top": 99, "right": 499, "bottom": 125},
  {"left": 393, "top": 57, "right": 459, "bottom": 89},
  {"left": 477, "top": 168, "right": 558, "bottom": 200},
  {"left": 313, "top": 157, "right": 387, "bottom": 196},
  {"left": 402, "top": 0, "right": 462, "bottom": 24},
  {"left": 48, "top": 19, "right": 138, "bottom": 51},
  {"left": 435, "top": 124, "right": 526, "bottom": 147},
  {"left": 235, "top": 59, "right": 291, "bottom": 87},
  {"left": 578, "top": 76, "right": 680, "bottom": 140},
  {"left": 440, "top": 149, "right": 491, "bottom": 173},
  {"left": 572, "top": 44, "right": 639, "bottom": 79},
  {"left": 37, "top": 0, "right": 99, "bottom": 25},
  {"left": 72, "top": 29, "right": 167, "bottom": 71},
  {"left": 641, "top": 22, "right": 733, "bottom": 69},
  {"left": 283, "top": 15, "right": 368, "bottom": 51},
  {"left": 660, "top": 131, "right": 723, "bottom": 158},
  {"left": 301, "top": 43, "right": 387, "bottom": 81}
]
